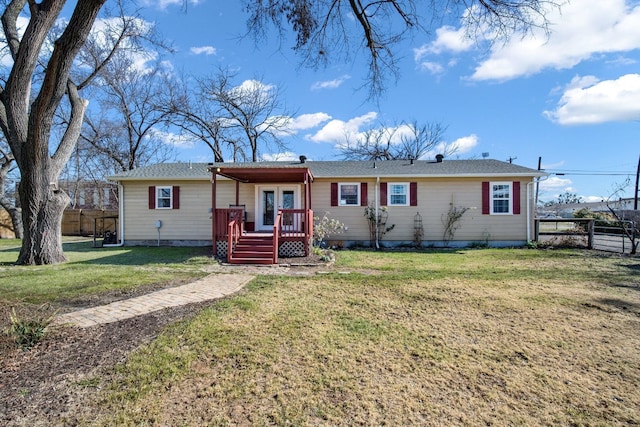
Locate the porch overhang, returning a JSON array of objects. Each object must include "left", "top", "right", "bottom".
[{"left": 209, "top": 166, "right": 314, "bottom": 183}]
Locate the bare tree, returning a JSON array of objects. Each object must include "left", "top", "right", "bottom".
[
  {"left": 605, "top": 179, "right": 638, "bottom": 255},
  {"left": 162, "top": 75, "right": 229, "bottom": 162},
  {"left": 0, "top": 1, "right": 158, "bottom": 264},
  {"left": 340, "top": 120, "right": 447, "bottom": 160},
  {"left": 80, "top": 59, "right": 175, "bottom": 175},
  {"left": 166, "top": 68, "right": 294, "bottom": 162},
  {"left": 244, "top": 0, "right": 559, "bottom": 97}
]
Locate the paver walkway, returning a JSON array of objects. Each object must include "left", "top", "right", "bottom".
[{"left": 52, "top": 273, "right": 254, "bottom": 328}]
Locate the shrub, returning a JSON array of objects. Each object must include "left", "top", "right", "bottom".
[
  {"left": 313, "top": 212, "right": 346, "bottom": 247},
  {"left": 6, "top": 307, "right": 55, "bottom": 350}
]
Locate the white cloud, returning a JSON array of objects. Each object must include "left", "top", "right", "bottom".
[
  {"left": 539, "top": 176, "right": 573, "bottom": 192},
  {"left": 311, "top": 75, "right": 351, "bottom": 90},
  {"left": 425, "top": 134, "right": 479, "bottom": 159},
  {"left": 416, "top": 26, "right": 474, "bottom": 58},
  {"left": 233, "top": 79, "right": 275, "bottom": 95},
  {"left": 288, "top": 113, "right": 332, "bottom": 132},
  {"left": 544, "top": 74, "right": 640, "bottom": 124},
  {"left": 470, "top": 0, "right": 640, "bottom": 81},
  {"left": 307, "top": 112, "right": 378, "bottom": 143},
  {"left": 190, "top": 46, "right": 217, "bottom": 56},
  {"left": 149, "top": 129, "right": 196, "bottom": 148},
  {"left": 417, "top": 61, "right": 445, "bottom": 75},
  {"left": 261, "top": 152, "right": 299, "bottom": 161},
  {"left": 448, "top": 134, "right": 479, "bottom": 154},
  {"left": 419, "top": 0, "right": 640, "bottom": 81},
  {"left": 413, "top": 25, "right": 473, "bottom": 74},
  {"left": 140, "top": 0, "right": 201, "bottom": 10}
]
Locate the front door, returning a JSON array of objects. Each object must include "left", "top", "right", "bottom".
[{"left": 256, "top": 186, "right": 299, "bottom": 231}]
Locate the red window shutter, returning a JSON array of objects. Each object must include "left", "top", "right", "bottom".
[
  {"left": 512, "top": 181, "right": 520, "bottom": 215},
  {"left": 173, "top": 186, "right": 180, "bottom": 210},
  {"left": 410, "top": 182, "right": 418, "bottom": 206},
  {"left": 148, "top": 186, "right": 156, "bottom": 209},
  {"left": 380, "top": 182, "right": 387, "bottom": 206},
  {"left": 330, "top": 182, "right": 338, "bottom": 206},
  {"left": 360, "top": 182, "right": 368, "bottom": 206},
  {"left": 481, "top": 182, "right": 490, "bottom": 214}
]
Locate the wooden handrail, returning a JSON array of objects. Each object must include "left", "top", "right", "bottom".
[
  {"left": 307, "top": 209, "right": 314, "bottom": 256},
  {"left": 227, "top": 218, "right": 241, "bottom": 262},
  {"left": 272, "top": 211, "right": 282, "bottom": 264}
]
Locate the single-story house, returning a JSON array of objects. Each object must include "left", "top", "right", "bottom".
[{"left": 108, "top": 158, "right": 546, "bottom": 264}]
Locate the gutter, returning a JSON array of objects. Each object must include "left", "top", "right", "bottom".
[{"left": 103, "top": 182, "right": 125, "bottom": 247}]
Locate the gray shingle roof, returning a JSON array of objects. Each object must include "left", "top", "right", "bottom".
[
  {"left": 109, "top": 162, "right": 212, "bottom": 180},
  {"left": 109, "top": 159, "right": 545, "bottom": 181}
]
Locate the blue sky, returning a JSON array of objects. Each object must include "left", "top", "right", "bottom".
[{"left": 86, "top": 1, "right": 640, "bottom": 202}]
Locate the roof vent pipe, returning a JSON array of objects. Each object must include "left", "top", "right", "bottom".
[
  {"left": 435, "top": 154, "right": 444, "bottom": 163},
  {"left": 299, "top": 155, "right": 307, "bottom": 164}
]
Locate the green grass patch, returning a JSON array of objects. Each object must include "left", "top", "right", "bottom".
[{"left": 0, "top": 239, "right": 212, "bottom": 304}]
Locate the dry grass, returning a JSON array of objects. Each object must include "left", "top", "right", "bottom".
[{"left": 92, "top": 249, "right": 640, "bottom": 426}]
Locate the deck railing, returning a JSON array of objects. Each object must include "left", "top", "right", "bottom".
[
  {"left": 226, "top": 217, "right": 242, "bottom": 262},
  {"left": 272, "top": 211, "right": 281, "bottom": 264},
  {"left": 214, "top": 207, "right": 314, "bottom": 259},
  {"left": 214, "top": 208, "right": 244, "bottom": 238},
  {"left": 277, "top": 208, "right": 313, "bottom": 256}
]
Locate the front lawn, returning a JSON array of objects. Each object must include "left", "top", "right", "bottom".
[
  {"left": 91, "top": 249, "right": 640, "bottom": 425},
  {"left": 0, "top": 239, "right": 212, "bottom": 304}
]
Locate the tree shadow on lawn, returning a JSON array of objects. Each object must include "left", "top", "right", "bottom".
[
  {"left": 0, "top": 241, "right": 214, "bottom": 266},
  {"left": 593, "top": 297, "right": 640, "bottom": 316},
  {"left": 69, "top": 244, "right": 214, "bottom": 266}
]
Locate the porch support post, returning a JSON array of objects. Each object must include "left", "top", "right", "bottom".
[
  {"left": 235, "top": 180, "right": 240, "bottom": 206},
  {"left": 212, "top": 173, "right": 217, "bottom": 256},
  {"left": 307, "top": 172, "right": 312, "bottom": 210}
]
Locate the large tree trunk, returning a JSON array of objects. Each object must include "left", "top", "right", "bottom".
[{"left": 17, "top": 175, "right": 69, "bottom": 264}]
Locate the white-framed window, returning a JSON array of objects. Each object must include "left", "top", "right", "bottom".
[
  {"left": 388, "top": 183, "right": 409, "bottom": 206},
  {"left": 339, "top": 183, "right": 360, "bottom": 206},
  {"left": 156, "top": 186, "right": 173, "bottom": 209},
  {"left": 491, "top": 182, "right": 511, "bottom": 214}
]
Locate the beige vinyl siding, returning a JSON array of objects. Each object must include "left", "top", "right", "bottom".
[
  {"left": 312, "top": 177, "right": 534, "bottom": 244},
  {"left": 312, "top": 180, "right": 372, "bottom": 241},
  {"left": 415, "top": 177, "right": 530, "bottom": 242},
  {"left": 123, "top": 180, "right": 212, "bottom": 241}
]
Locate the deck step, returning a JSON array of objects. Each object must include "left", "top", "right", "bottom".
[{"left": 230, "top": 235, "right": 275, "bottom": 264}]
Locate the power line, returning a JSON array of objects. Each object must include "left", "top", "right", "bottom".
[{"left": 546, "top": 169, "right": 635, "bottom": 176}]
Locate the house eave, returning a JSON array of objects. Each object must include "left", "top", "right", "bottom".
[{"left": 312, "top": 172, "right": 548, "bottom": 179}]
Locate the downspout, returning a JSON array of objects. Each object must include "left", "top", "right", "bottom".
[
  {"left": 375, "top": 176, "right": 380, "bottom": 249},
  {"left": 103, "top": 183, "right": 125, "bottom": 247},
  {"left": 526, "top": 180, "right": 533, "bottom": 242},
  {"left": 528, "top": 175, "right": 550, "bottom": 243}
]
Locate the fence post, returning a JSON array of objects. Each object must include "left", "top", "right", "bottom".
[{"left": 587, "top": 219, "right": 594, "bottom": 249}]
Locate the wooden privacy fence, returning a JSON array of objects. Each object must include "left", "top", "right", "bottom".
[
  {"left": 62, "top": 209, "right": 118, "bottom": 237},
  {"left": 0, "top": 208, "right": 16, "bottom": 238}
]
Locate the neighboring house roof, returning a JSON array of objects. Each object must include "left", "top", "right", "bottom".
[{"left": 109, "top": 159, "right": 546, "bottom": 182}]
